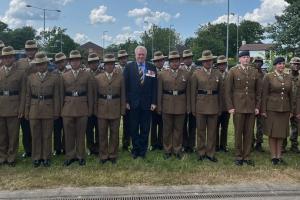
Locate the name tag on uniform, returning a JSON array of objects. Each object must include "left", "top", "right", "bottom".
[{"left": 145, "top": 70, "right": 156, "bottom": 77}]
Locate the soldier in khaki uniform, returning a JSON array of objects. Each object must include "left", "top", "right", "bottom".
[
  {"left": 0, "top": 46, "right": 26, "bottom": 167},
  {"left": 283, "top": 57, "right": 300, "bottom": 153},
  {"left": 157, "top": 51, "right": 190, "bottom": 160},
  {"left": 117, "top": 50, "right": 131, "bottom": 151},
  {"left": 262, "top": 57, "right": 292, "bottom": 165},
  {"left": 86, "top": 53, "right": 102, "bottom": 155},
  {"left": 25, "top": 52, "right": 60, "bottom": 167},
  {"left": 216, "top": 55, "right": 230, "bottom": 153},
  {"left": 53, "top": 52, "right": 68, "bottom": 156},
  {"left": 181, "top": 49, "right": 197, "bottom": 153},
  {"left": 94, "top": 54, "right": 126, "bottom": 164},
  {"left": 150, "top": 51, "right": 166, "bottom": 151},
  {"left": 61, "top": 50, "right": 93, "bottom": 166},
  {"left": 191, "top": 50, "right": 222, "bottom": 162},
  {"left": 225, "top": 51, "right": 261, "bottom": 166},
  {"left": 17, "top": 40, "right": 39, "bottom": 158},
  {"left": 0, "top": 40, "right": 5, "bottom": 66},
  {"left": 252, "top": 56, "right": 266, "bottom": 152}
]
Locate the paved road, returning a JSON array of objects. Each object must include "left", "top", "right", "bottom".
[{"left": 1, "top": 184, "right": 300, "bottom": 199}]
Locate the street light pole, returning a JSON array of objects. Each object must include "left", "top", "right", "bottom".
[
  {"left": 102, "top": 31, "right": 108, "bottom": 59},
  {"left": 26, "top": 4, "right": 61, "bottom": 43},
  {"left": 236, "top": 15, "right": 240, "bottom": 60},
  {"left": 226, "top": 0, "right": 230, "bottom": 67},
  {"left": 169, "top": 24, "right": 174, "bottom": 53}
]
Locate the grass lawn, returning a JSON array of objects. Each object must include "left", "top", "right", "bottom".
[{"left": 1, "top": 119, "right": 300, "bottom": 190}]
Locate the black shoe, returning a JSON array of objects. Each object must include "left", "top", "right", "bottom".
[
  {"left": 206, "top": 156, "right": 218, "bottom": 162},
  {"left": 219, "top": 147, "right": 229, "bottom": 153},
  {"left": 163, "top": 153, "right": 172, "bottom": 160},
  {"left": 290, "top": 147, "right": 300, "bottom": 154},
  {"left": 271, "top": 158, "right": 279, "bottom": 165},
  {"left": 235, "top": 159, "right": 243, "bottom": 166},
  {"left": 278, "top": 158, "right": 287, "bottom": 165},
  {"left": 110, "top": 158, "right": 117, "bottom": 164},
  {"left": 175, "top": 153, "right": 182, "bottom": 160},
  {"left": 198, "top": 155, "right": 205, "bottom": 161},
  {"left": 33, "top": 160, "right": 40, "bottom": 168},
  {"left": 255, "top": 143, "right": 265, "bottom": 152},
  {"left": 0, "top": 161, "right": 6, "bottom": 166},
  {"left": 63, "top": 159, "right": 75, "bottom": 166},
  {"left": 43, "top": 159, "right": 51, "bottom": 167},
  {"left": 7, "top": 161, "right": 16, "bottom": 167},
  {"left": 22, "top": 152, "right": 31, "bottom": 158},
  {"left": 140, "top": 154, "right": 146, "bottom": 159},
  {"left": 78, "top": 159, "right": 86, "bottom": 166},
  {"left": 244, "top": 159, "right": 255, "bottom": 166}
]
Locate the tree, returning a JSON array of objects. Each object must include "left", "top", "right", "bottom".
[
  {"left": 140, "top": 25, "right": 181, "bottom": 60},
  {"left": 267, "top": 0, "right": 300, "bottom": 55}
]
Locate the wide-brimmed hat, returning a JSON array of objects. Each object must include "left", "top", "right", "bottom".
[
  {"left": 117, "top": 50, "right": 128, "bottom": 58},
  {"left": 1, "top": 46, "right": 15, "bottom": 57},
  {"left": 25, "top": 40, "right": 38, "bottom": 49},
  {"left": 252, "top": 56, "right": 263, "bottom": 63},
  {"left": 168, "top": 51, "right": 180, "bottom": 60},
  {"left": 152, "top": 51, "right": 166, "bottom": 61},
  {"left": 88, "top": 53, "right": 100, "bottom": 62},
  {"left": 198, "top": 50, "right": 217, "bottom": 61},
  {"left": 54, "top": 52, "right": 67, "bottom": 62},
  {"left": 217, "top": 55, "right": 227, "bottom": 64},
  {"left": 182, "top": 49, "right": 193, "bottom": 58},
  {"left": 69, "top": 50, "right": 81, "bottom": 59},
  {"left": 103, "top": 53, "right": 116, "bottom": 63},
  {"left": 31, "top": 52, "right": 49, "bottom": 64},
  {"left": 290, "top": 57, "right": 300, "bottom": 64}
]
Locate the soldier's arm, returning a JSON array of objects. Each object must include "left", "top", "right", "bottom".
[
  {"left": 255, "top": 71, "right": 263, "bottom": 110},
  {"left": 123, "top": 63, "right": 130, "bottom": 104},
  {"left": 120, "top": 75, "right": 126, "bottom": 116},
  {"left": 93, "top": 77, "right": 98, "bottom": 116},
  {"left": 157, "top": 73, "right": 163, "bottom": 114},
  {"left": 224, "top": 69, "right": 234, "bottom": 111},
  {"left": 190, "top": 72, "right": 197, "bottom": 116},
  {"left": 261, "top": 74, "right": 269, "bottom": 115},
  {"left": 186, "top": 73, "right": 191, "bottom": 114},
  {"left": 53, "top": 75, "right": 60, "bottom": 118},
  {"left": 87, "top": 74, "right": 94, "bottom": 116},
  {"left": 296, "top": 80, "right": 300, "bottom": 117},
  {"left": 24, "top": 75, "right": 31, "bottom": 119},
  {"left": 59, "top": 76, "right": 65, "bottom": 114},
  {"left": 151, "top": 65, "right": 158, "bottom": 106},
  {"left": 218, "top": 73, "right": 223, "bottom": 115}
]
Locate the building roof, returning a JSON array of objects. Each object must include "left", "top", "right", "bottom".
[
  {"left": 79, "top": 42, "right": 103, "bottom": 51},
  {"left": 239, "top": 43, "right": 274, "bottom": 51}
]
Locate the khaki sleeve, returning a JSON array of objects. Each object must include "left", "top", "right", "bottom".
[
  {"left": 87, "top": 74, "right": 94, "bottom": 116},
  {"left": 24, "top": 75, "right": 31, "bottom": 118},
  {"left": 121, "top": 75, "right": 126, "bottom": 116},
  {"left": 261, "top": 74, "right": 269, "bottom": 114},
  {"left": 190, "top": 72, "right": 197, "bottom": 115},
  {"left": 157, "top": 73, "right": 163, "bottom": 114},
  {"left": 53, "top": 75, "right": 60, "bottom": 117},
  {"left": 224, "top": 69, "right": 234, "bottom": 111},
  {"left": 255, "top": 71, "right": 263, "bottom": 110}
]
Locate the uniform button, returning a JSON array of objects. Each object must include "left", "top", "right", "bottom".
[
  {"left": 282, "top": 88, "right": 285, "bottom": 90},
  {"left": 281, "top": 92, "right": 284, "bottom": 94},
  {"left": 281, "top": 97, "right": 284, "bottom": 100},
  {"left": 282, "top": 83, "right": 285, "bottom": 85},
  {"left": 246, "top": 81, "right": 248, "bottom": 84}
]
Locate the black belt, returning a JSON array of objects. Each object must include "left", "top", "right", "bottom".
[
  {"left": 31, "top": 94, "right": 53, "bottom": 100},
  {"left": 0, "top": 90, "right": 19, "bottom": 96},
  {"left": 198, "top": 90, "right": 218, "bottom": 95},
  {"left": 65, "top": 91, "right": 87, "bottom": 97},
  {"left": 98, "top": 94, "right": 120, "bottom": 100},
  {"left": 163, "top": 90, "right": 185, "bottom": 96}
]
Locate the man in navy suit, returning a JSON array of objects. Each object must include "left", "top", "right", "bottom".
[{"left": 124, "top": 46, "right": 157, "bottom": 159}]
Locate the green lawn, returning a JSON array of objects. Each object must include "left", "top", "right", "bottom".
[{"left": 1, "top": 120, "right": 300, "bottom": 190}]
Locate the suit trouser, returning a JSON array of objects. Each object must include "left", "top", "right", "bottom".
[
  {"left": 53, "top": 117, "right": 65, "bottom": 153},
  {"left": 283, "top": 116, "right": 298, "bottom": 149},
  {"left": 21, "top": 118, "right": 31, "bottom": 154},
  {"left": 63, "top": 116, "right": 87, "bottom": 160},
  {"left": 86, "top": 115, "right": 99, "bottom": 153},
  {"left": 0, "top": 117, "right": 20, "bottom": 163},
  {"left": 162, "top": 113, "right": 185, "bottom": 154},
  {"left": 197, "top": 114, "right": 218, "bottom": 157},
  {"left": 233, "top": 113, "right": 255, "bottom": 160},
  {"left": 122, "top": 111, "right": 130, "bottom": 149},
  {"left": 129, "top": 108, "right": 151, "bottom": 156},
  {"left": 30, "top": 119, "right": 53, "bottom": 161},
  {"left": 254, "top": 114, "right": 264, "bottom": 144},
  {"left": 182, "top": 113, "right": 196, "bottom": 150},
  {"left": 216, "top": 111, "right": 230, "bottom": 149},
  {"left": 150, "top": 111, "right": 163, "bottom": 148},
  {"left": 98, "top": 118, "right": 120, "bottom": 160}
]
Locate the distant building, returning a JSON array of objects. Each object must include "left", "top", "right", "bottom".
[
  {"left": 79, "top": 42, "right": 104, "bottom": 59},
  {"left": 239, "top": 41, "right": 274, "bottom": 61}
]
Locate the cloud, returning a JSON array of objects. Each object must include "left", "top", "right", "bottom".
[
  {"left": 164, "top": 0, "right": 225, "bottom": 4},
  {"left": 211, "top": 0, "right": 288, "bottom": 25},
  {"left": 174, "top": 12, "right": 181, "bottom": 19},
  {"left": 103, "top": 26, "right": 142, "bottom": 45},
  {"left": 0, "top": 0, "right": 71, "bottom": 28},
  {"left": 89, "top": 5, "right": 116, "bottom": 24},
  {"left": 128, "top": 7, "right": 172, "bottom": 28},
  {"left": 74, "top": 33, "right": 89, "bottom": 44}
]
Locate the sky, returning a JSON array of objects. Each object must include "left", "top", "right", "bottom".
[{"left": 0, "top": 0, "right": 289, "bottom": 47}]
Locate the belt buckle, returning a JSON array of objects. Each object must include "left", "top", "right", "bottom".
[
  {"left": 38, "top": 95, "right": 44, "bottom": 100},
  {"left": 207, "top": 90, "right": 212, "bottom": 95},
  {"left": 172, "top": 90, "right": 178, "bottom": 96},
  {"left": 3, "top": 90, "right": 10, "bottom": 96},
  {"left": 72, "top": 91, "right": 79, "bottom": 97},
  {"left": 107, "top": 95, "right": 112, "bottom": 100}
]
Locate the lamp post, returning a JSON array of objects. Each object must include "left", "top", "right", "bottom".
[
  {"left": 226, "top": 0, "right": 230, "bottom": 67},
  {"left": 102, "top": 31, "right": 108, "bottom": 59},
  {"left": 26, "top": 4, "right": 61, "bottom": 42},
  {"left": 169, "top": 24, "right": 174, "bottom": 53},
  {"left": 144, "top": 21, "right": 154, "bottom": 58}
]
